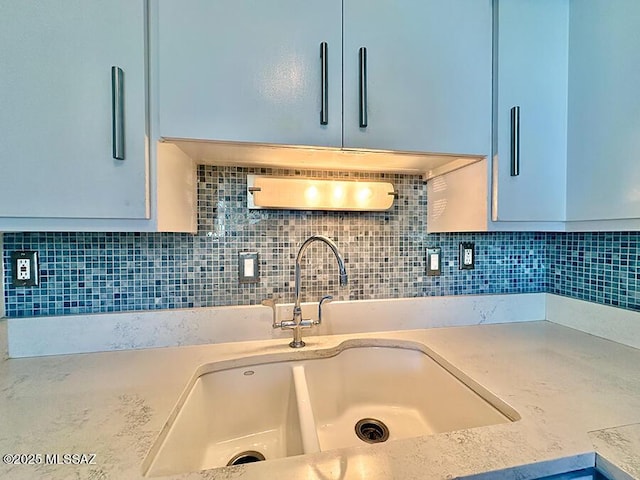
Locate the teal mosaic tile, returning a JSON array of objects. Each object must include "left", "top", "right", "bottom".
[
  {"left": 547, "top": 232, "right": 640, "bottom": 311},
  {"left": 4, "top": 166, "right": 550, "bottom": 317}
]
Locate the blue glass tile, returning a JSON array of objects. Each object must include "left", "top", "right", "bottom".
[{"left": 2, "top": 166, "right": 637, "bottom": 317}]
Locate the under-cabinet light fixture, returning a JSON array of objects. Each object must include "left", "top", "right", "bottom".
[{"left": 247, "top": 175, "right": 396, "bottom": 211}]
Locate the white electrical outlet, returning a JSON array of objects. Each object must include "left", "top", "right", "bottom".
[
  {"left": 459, "top": 242, "right": 475, "bottom": 270},
  {"left": 11, "top": 251, "right": 39, "bottom": 286},
  {"left": 17, "top": 258, "right": 30, "bottom": 280}
]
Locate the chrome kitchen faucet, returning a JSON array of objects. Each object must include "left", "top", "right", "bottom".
[{"left": 264, "top": 235, "right": 348, "bottom": 348}]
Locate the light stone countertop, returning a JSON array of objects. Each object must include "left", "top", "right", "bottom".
[
  {"left": 1, "top": 318, "right": 639, "bottom": 480},
  {"left": 590, "top": 424, "right": 640, "bottom": 479}
]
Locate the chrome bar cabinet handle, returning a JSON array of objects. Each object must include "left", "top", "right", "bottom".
[
  {"left": 111, "top": 66, "right": 125, "bottom": 160},
  {"left": 510, "top": 106, "right": 520, "bottom": 176},
  {"left": 320, "top": 42, "right": 328, "bottom": 125},
  {"left": 359, "top": 47, "right": 368, "bottom": 128}
]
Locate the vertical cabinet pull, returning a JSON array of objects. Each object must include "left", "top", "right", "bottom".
[
  {"left": 359, "top": 47, "right": 368, "bottom": 128},
  {"left": 320, "top": 42, "right": 328, "bottom": 125},
  {"left": 111, "top": 66, "right": 125, "bottom": 160},
  {"left": 510, "top": 106, "right": 520, "bottom": 176}
]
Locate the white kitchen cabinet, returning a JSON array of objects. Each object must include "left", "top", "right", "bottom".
[
  {"left": 0, "top": 0, "right": 148, "bottom": 220},
  {"left": 430, "top": 0, "right": 640, "bottom": 233},
  {"left": 493, "top": 0, "right": 569, "bottom": 222},
  {"left": 343, "top": 0, "right": 492, "bottom": 156},
  {"left": 157, "top": 0, "right": 491, "bottom": 157},
  {"left": 157, "top": 0, "right": 343, "bottom": 148},
  {"left": 428, "top": 0, "right": 569, "bottom": 233},
  {"left": 566, "top": 0, "right": 640, "bottom": 222}
]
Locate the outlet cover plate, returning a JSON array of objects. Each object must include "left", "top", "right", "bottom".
[
  {"left": 459, "top": 242, "right": 475, "bottom": 270},
  {"left": 11, "top": 251, "right": 39, "bottom": 287}
]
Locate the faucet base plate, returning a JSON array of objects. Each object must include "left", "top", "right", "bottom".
[{"left": 289, "top": 339, "right": 306, "bottom": 348}]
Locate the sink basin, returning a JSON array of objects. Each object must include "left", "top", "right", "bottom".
[
  {"left": 302, "top": 346, "right": 515, "bottom": 451},
  {"left": 143, "top": 362, "right": 304, "bottom": 477},
  {"left": 143, "top": 339, "right": 519, "bottom": 477}
]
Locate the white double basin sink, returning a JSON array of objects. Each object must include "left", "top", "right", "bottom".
[{"left": 143, "top": 339, "right": 520, "bottom": 477}]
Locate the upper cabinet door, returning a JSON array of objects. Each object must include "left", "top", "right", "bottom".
[
  {"left": 157, "top": 0, "right": 342, "bottom": 148},
  {"left": 494, "top": 0, "right": 569, "bottom": 222},
  {"left": 342, "top": 0, "right": 492, "bottom": 156},
  {"left": 0, "top": 0, "right": 148, "bottom": 219},
  {"left": 567, "top": 0, "right": 640, "bottom": 221}
]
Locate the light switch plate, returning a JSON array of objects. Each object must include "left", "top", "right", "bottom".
[
  {"left": 426, "top": 247, "right": 441, "bottom": 276},
  {"left": 238, "top": 252, "right": 259, "bottom": 284},
  {"left": 11, "top": 251, "right": 39, "bottom": 287}
]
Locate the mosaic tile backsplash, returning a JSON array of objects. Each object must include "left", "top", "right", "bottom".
[
  {"left": 2, "top": 166, "right": 637, "bottom": 317},
  {"left": 546, "top": 232, "right": 640, "bottom": 311},
  {"left": 2, "top": 166, "right": 548, "bottom": 317}
]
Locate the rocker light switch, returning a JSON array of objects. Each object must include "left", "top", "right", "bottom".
[
  {"left": 426, "top": 247, "right": 441, "bottom": 276},
  {"left": 238, "top": 252, "right": 259, "bottom": 284},
  {"left": 243, "top": 257, "right": 254, "bottom": 277}
]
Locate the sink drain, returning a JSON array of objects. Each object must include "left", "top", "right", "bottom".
[
  {"left": 355, "top": 418, "right": 390, "bottom": 444},
  {"left": 226, "top": 450, "right": 266, "bottom": 466}
]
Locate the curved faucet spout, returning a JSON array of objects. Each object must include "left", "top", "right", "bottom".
[
  {"left": 290, "top": 235, "right": 348, "bottom": 348},
  {"left": 295, "top": 235, "right": 347, "bottom": 310}
]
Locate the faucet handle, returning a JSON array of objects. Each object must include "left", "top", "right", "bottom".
[
  {"left": 316, "top": 295, "right": 333, "bottom": 325},
  {"left": 261, "top": 297, "right": 281, "bottom": 328},
  {"left": 261, "top": 297, "right": 280, "bottom": 308}
]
